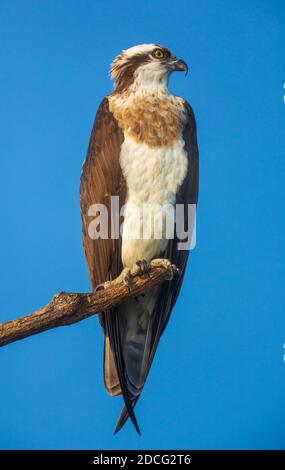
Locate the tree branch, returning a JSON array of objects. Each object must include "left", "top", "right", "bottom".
[{"left": 0, "top": 259, "right": 178, "bottom": 348}]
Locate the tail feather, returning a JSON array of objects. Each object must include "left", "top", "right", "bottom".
[
  {"left": 113, "top": 288, "right": 168, "bottom": 433},
  {"left": 106, "top": 307, "right": 141, "bottom": 435},
  {"left": 103, "top": 335, "right": 121, "bottom": 396},
  {"left": 104, "top": 287, "right": 161, "bottom": 434},
  {"left": 114, "top": 397, "right": 140, "bottom": 435}
]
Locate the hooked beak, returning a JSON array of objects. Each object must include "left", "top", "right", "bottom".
[{"left": 167, "top": 58, "right": 188, "bottom": 76}]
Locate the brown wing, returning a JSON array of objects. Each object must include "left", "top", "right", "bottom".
[
  {"left": 160, "top": 99, "right": 199, "bottom": 331},
  {"left": 80, "top": 96, "right": 125, "bottom": 397},
  {"left": 80, "top": 96, "right": 125, "bottom": 291},
  {"left": 114, "top": 99, "right": 199, "bottom": 433}
]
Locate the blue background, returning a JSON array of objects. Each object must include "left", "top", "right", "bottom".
[{"left": 0, "top": 0, "right": 284, "bottom": 450}]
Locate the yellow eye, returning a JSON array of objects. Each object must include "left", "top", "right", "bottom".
[{"left": 153, "top": 49, "right": 164, "bottom": 59}]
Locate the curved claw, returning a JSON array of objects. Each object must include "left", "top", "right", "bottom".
[
  {"left": 136, "top": 259, "right": 151, "bottom": 276},
  {"left": 94, "top": 283, "right": 105, "bottom": 293},
  {"left": 123, "top": 273, "right": 132, "bottom": 290}
]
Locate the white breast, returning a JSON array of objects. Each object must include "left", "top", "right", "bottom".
[{"left": 120, "top": 135, "right": 188, "bottom": 267}]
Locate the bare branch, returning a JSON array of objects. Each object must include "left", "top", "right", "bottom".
[{"left": 0, "top": 259, "right": 178, "bottom": 348}]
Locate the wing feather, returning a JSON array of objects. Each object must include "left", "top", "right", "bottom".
[{"left": 80, "top": 97, "right": 125, "bottom": 290}]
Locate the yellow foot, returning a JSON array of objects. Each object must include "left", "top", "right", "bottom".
[
  {"left": 119, "top": 260, "right": 151, "bottom": 289},
  {"left": 150, "top": 258, "right": 180, "bottom": 280},
  {"left": 121, "top": 258, "right": 179, "bottom": 288},
  {"left": 94, "top": 258, "right": 179, "bottom": 293}
]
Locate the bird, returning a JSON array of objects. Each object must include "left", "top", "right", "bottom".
[{"left": 80, "top": 44, "right": 199, "bottom": 434}]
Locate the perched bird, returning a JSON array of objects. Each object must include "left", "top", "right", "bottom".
[{"left": 80, "top": 44, "right": 199, "bottom": 434}]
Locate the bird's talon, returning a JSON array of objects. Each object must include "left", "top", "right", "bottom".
[
  {"left": 94, "top": 283, "right": 105, "bottom": 293},
  {"left": 123, "top": 274, "right": 132, "bottom": 289},
  {"left": 136, "top": 259, "right": 151, "bottom": 276},
  {"left": 167, "top": 267, "right": 174, "bottom": 280}
]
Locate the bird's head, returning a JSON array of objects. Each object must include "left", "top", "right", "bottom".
[{"left": 111, "top": 44, "right": 188, "bottom": 94}]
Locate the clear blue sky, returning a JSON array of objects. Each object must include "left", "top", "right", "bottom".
[{"left": 0, "top": 0, "right": 284, "bottom": 450}]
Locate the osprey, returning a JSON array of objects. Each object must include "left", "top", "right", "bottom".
[{"left": 80, "top": 44, "right": 199, "bottom": 434}]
